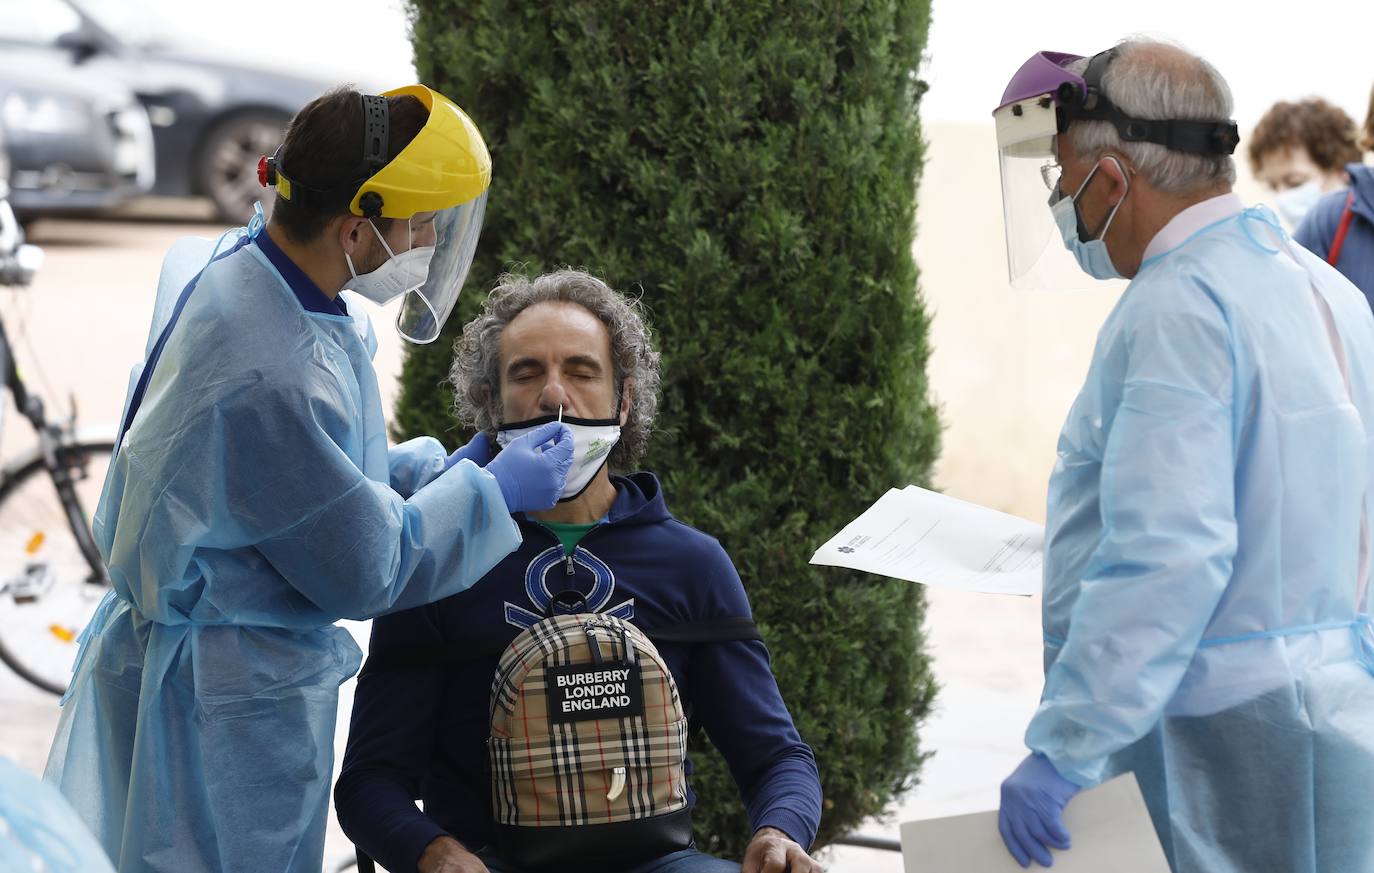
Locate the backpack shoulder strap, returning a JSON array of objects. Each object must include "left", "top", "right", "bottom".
[
  {"left": 358, "top": 617, "right": 762, "bottom": 677},
  {"left": 358, "top": 638, "right": 507, "bottom": 678},
  {"left": 644, "top": 617, "right": 762, "bottom": 644}
]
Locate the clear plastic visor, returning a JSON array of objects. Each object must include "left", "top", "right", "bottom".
[
  {"left": 396, "top": 190, "right": 487, "bottom": 344},
  {"left": 994, "top": 98, "right": 1094, "bottom": 290}
]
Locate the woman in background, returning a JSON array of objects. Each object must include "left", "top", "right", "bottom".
[{"left": 1248, "top": 97, "right": 1361, "bottom": 229}]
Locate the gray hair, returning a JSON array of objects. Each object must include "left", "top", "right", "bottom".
[
  {"left": 450, "top": 269, "right": 662, "bottom": 470},
  {"left": 1067, "top": 39, "right": 1235, "bottom": 194}
]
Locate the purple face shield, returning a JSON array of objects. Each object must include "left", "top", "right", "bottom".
[
  {"left": 996, "top": 51, "right": 1086, "bottom": 122},
  {"left": 992, "top": 51, "right": 1089, "bottom": 288},
  {"left": 998, "top": 48, "right": 1241, "bottom": 159},
  {"left": 991, "top": 48, "right": 1241, "bottom": 287}
]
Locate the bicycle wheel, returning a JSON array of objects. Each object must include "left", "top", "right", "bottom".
[{"left": 0, "top": 440, "right": 114, "bottom": 695}]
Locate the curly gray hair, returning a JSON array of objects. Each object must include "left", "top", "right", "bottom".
[{"left": 449, "top": 269, "right": 661, "bottom": 470}]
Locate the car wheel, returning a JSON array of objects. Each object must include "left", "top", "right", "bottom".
[{"left": 197, "top": 111, "right": 288, "bottom": 224}]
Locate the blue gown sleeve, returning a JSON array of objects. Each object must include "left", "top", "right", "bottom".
[
  {"left": 1027, "top": 299, "right": 1239, "bottom": 786},
  {"left": 335, "top": 609, "right": 453, "bottom": 873},
  {"left": 686, "top": 545, "right": 823, "bottom": 849},
  {"left": 389, "top": 437, "right": 449, "bottom": 499},
  {"left": 166, "top": 370, "right": 521, "bottom": 620}
]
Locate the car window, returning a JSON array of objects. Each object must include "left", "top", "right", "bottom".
[
  {"left": 0, "top": 0, "right": 82, "bottom": 45},
  {"left": 68, "top": 0, "right": 158, "bottom": 47}
]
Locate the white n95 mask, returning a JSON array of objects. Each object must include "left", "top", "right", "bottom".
[
  {"left": 344, "top": 219, "right": 435, "bottom": 305},
  {"left": 497, "top": 413, "right": 620, "bottom": 502}
]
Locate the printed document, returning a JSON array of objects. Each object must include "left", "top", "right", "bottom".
[
  {"left": 810, "top": 486, "right": 1042, "bottom": 595},
  {"left": 899, "top": 773, "right": 1169, "bottom": 872}
]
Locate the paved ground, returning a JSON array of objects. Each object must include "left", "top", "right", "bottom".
[{"left": 0, "top": 123, "right": 1163, "bottom": 870}]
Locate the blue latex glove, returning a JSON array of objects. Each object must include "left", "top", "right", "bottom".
[
  {"left": 444, "top": 431, "right": 495, "bottom": 471},
  {"left": 486, "top": 421, "right": 574, "bottom": 513},
  {"left": 999, "top": 753, "right": 1080, "bottom": 868}
]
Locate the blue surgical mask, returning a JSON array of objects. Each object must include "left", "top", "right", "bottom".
[{"left": 1052, "top": 157, "right": 1129, "bottom": 281}]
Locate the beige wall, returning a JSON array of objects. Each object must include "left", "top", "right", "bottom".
[{"left": 917, "top": 123, "right": 1270, "bottom": 521}]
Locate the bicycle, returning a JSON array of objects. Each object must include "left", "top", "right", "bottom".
[{"left": 0, "top": 189, "right": 115, "bottom": 696}]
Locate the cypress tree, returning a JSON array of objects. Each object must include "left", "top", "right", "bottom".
[{"left": 399, "top": 0, "right": 940, "bottom": 854}]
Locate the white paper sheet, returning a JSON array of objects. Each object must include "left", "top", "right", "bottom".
[
  {"left": 810, "top": 486, "right": 1043, "bottom": 595},
  {"left": 899, "top": 773, "right": 1169, "bottom": 873}
]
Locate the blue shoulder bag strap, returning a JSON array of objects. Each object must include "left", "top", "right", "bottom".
[{"left": 116, "top": 233, "right": 253, "bottom": 449}]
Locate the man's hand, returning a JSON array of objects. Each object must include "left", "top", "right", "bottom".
[
  {"left": 417, "top": 836, "right": 489, "bottom": 873},
  {"left": 742, "top": 827, "right": 822, "bottom": 873},
  {"left": 998, "top": 753, "right": 1080, "bottom": 868}
]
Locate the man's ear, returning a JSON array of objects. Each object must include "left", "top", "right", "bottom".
[
  {"left": 1099, "top": 155, "right": 1132, "bottom": 206},
  {"left": 617, "top": 378, "right": 635, "bottom": 426},
  {"left": 337, "top": 215, "right": 369, "bottom": 258}
]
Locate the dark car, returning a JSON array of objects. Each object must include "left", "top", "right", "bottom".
[
  {"left": 1, "top": 0, "right": 334, "bottom": 223},
  {"left": 0, "top": 48, "right": 153, "bottom": 216}
]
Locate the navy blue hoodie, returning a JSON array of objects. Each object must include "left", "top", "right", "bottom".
[
  {"left": 335, "top": 472, "right": 822, "bottom": 873},
  {"left": 1296, "top": 163, "right": 1374, "bottom": 310}
]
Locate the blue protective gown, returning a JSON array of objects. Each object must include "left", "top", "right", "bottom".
[
  {"left": 1, "top": 756, "right": 116, "bottom": 872},
  {"left": 1031, "top": 204, "right": 1374, "bottom": 873},
  {"left": 43, "top": 221, "right": 521, "bottom": 873}
]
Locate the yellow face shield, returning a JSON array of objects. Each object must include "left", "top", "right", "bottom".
[
  {"left": 349, "top": 85, "right": 490, "bottom": 218},
  {"left": 353, "top": 85, "right": 492, "bottom": 344},
  {"left": 260, "top": 85, "right": 491, "bottom": 342},
  {"left": 394, "top": 190, "right": 488, "bottom": 344}
]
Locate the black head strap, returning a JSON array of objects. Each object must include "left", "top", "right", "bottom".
[
  {"left": 1057, "top": 48, "right": 1240, "bottom": 157},
  {"left": 262, "top": 93, "right": 392, "bottom": 215},
  {"left": 355, "top": 94, "right": 389, "bottom": 217},
  {"left": 358, "top": 94, "right": 389, "bottom": 175}
]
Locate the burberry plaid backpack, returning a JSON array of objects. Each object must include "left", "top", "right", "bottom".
[
  {"left": 488, "top": 611, "right": 758, "bottom": 870},
  {"left": 350, "top": 609, "right": 761, "bottom": 873}
]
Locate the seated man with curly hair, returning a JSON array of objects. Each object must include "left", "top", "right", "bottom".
[{"left": 335, "top": 269, "right": 822, "bottom": 873}]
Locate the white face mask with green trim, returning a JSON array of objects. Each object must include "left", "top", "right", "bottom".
[{"left": 497, "top": 412, "right": 621, "bottom": 502}]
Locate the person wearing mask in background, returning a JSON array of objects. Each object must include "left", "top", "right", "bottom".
[
  {"left": 1292, "top": 85, "right": 1374, "bottom": 310},
  {"left": 44, "top": 85, "right": 573, "bottom": 873},
  {"left": 992, "top": 40, "right": 1374, "bottom": 872},
  {"left": 335, "top": 270, "right": 822, "bottom": 873},
  {"left": 1248, "top": 97, "right": 1362, "bottom": 230}
]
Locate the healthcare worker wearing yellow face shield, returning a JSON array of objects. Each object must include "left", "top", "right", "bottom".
[{"left": 44, "top": 86, "right": 573, "bottom": 873}]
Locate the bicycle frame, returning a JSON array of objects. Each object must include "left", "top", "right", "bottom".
[{"left": 0, "top": 308, "right": 112, "bottom": 588}]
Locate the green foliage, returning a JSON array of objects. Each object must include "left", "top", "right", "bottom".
[{"left": 402, "top": 0, "right": 939, "bottom": 856}]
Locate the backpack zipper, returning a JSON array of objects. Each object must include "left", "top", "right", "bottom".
[{"left": 585, "top": 623, "right": 605, "bottom": 665}]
